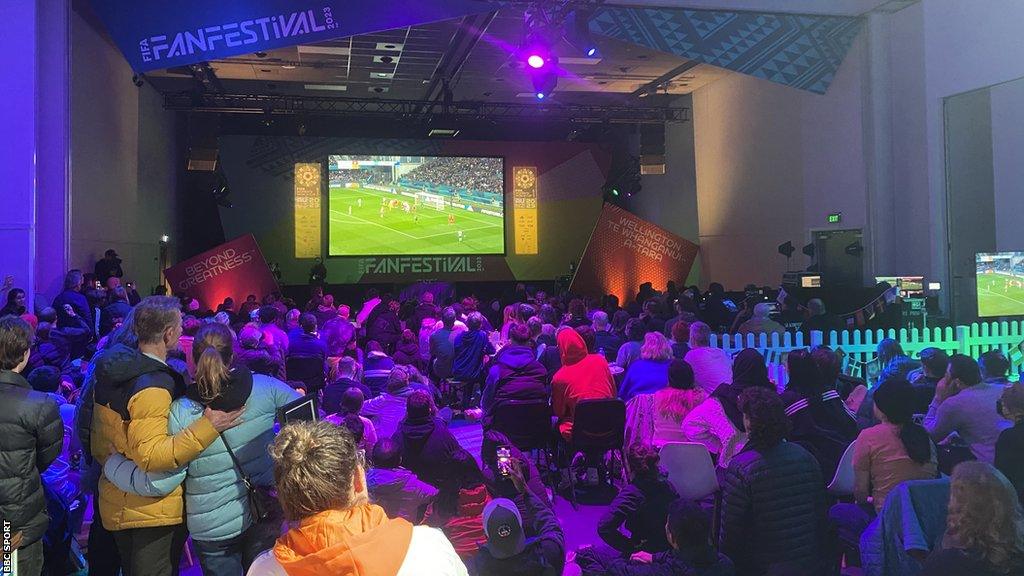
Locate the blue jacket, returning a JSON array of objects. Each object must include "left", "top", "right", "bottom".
[
  {"left": 618, "top": 359, "right": 671, "bottom": 403},
  {"left": 103, "top": 370, "right": 299, "bottom": 542}
]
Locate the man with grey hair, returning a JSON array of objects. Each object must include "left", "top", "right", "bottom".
[
  {"left": 683, "top": 321, "right": 733, "bottom": 394},
  {"left": 736, "top": 303, "right": 786, "bottom": 337},
  {"left": 592, "top": 310, "right": 623, "bottom": 363},
  {"left": 799, "top": 298, "right": 843, "bottom": 335}
]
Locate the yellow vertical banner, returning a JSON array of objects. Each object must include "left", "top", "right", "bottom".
[
  {"left": 512, "top": 166, "right": 538, "bottom": 255},
  {"left": 294, "top": 163, "right": 322, "bottom": 258}
]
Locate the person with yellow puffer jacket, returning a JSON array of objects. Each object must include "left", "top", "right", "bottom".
[{"left": 89, "top": 296, "right": 244, "bottom": 576}]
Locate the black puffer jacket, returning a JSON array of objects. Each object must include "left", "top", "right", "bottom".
[
  {"left": 720, "top": 441, "right": 826, "bottom": 576},
  {"left": 0, "top": 370, "right": 64, "bottom": 547}
]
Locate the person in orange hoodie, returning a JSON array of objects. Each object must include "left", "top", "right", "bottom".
[
  {"left": 551, "top": 327, "right": 616, "bottom": 441},
  {"left": 248, "top": 420, "right": 467, "bottom": 576}
]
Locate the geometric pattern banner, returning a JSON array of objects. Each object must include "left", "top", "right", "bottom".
[{"left": 591, "top": 7, "right": 863, "bottom": 94}]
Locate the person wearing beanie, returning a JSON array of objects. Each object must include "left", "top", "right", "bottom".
[
  {"left": 234, "top": 324, "right": 284, "bottom": 378},
  {"left": 472, "top": 458, "right": 564, "bottom": 576},
  {"left": 996, "top": 382, "right": 1024, "bottom": 502},
  {"left": 625, "top": 359, "right": 705, "bottom": 449},
  {"left": 362, "top": 366, "right": 418, "bottom": 440}
]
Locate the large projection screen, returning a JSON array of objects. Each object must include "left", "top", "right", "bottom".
[{"left": 327, "top": 155, "right": 505, "bottom": 256}]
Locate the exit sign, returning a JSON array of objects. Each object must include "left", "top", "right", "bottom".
[{"left": 827, "top": 212, "right": 842, "bottom": 224}]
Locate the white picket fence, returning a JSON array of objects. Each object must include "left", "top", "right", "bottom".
[{"left": 709, "top": 320, "right": 1024, "bottom": 387}]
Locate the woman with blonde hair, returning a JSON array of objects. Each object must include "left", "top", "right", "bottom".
[
  {"left": 103, "top": 322, "right": 300, "bottom": 574},
  {"left": 618, "top": 331, "right": 673, "bottom": 402},
  {"left": 920, "top": 462, "right": 1024, "bottom": 575},
  {"left": 625, "top": 359, "right": 705, "bottom": 448}
]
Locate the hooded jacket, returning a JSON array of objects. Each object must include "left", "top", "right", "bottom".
[
  {"left": 0, "top": 370, "right": 63, "bottom": 548},
  {"left": 90, "top": 344, "right": 219, "bottom": 530},
  {"left": 393, "top": 416, "right": 473, "bottom": 491},
  {"left": 550, "top": 329, "right": 615, "bottom": 440},
  {"left": 366, "top": 467, "right": 439, "bottom": 522},
  {"left": 247, "top": 505, "right": 468, "bottom": 576},
  {"left": 169, "top": 370, "right": 299, "bottom": 541},
  {"left": 480, "top": 344, "right": 548, "bottom": 426}
]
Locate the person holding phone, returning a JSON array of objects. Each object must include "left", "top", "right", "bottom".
[{"left": 472, "top": 458, "right": 565, "bottom": 576}]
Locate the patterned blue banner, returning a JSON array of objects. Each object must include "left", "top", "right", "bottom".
[
  {"left": 88, "top": 0, "right": 494, "bottom": 72},
  {"left": 590, "top": 7, "right": 863, "bottom": 94}
]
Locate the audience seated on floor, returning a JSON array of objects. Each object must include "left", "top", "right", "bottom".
[
  {"left": 576, "top": 499, "right": 735, "bottom": 576},
  {"left": 366, "top": 437, "right": 439, "bottom": 523},
  {"left": 7, "top": 268, "right": 1024, "bottom": 576}
]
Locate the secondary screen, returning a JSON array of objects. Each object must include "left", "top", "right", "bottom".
[
  {"left": 327, "top": 155, "right": 505, "bottom": 256},
  {"left": 977, "top": 252, "right": 1024, "bottom": 317}
]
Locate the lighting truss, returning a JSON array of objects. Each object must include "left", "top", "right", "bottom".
[{"left": 163, "top": 92, "right": 690, "bottom": 124}]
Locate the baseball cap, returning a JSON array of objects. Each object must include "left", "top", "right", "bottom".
[
  {"left": 105, "top": 249, "right": 118, "bottom": 257},
  {"left": 482, "top": 498, "right": 525, "bottom": 559}
]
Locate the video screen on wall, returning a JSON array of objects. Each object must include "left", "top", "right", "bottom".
[
  {"left": 327, "top": 155, "right": 505, "bottom": 256},
  {"left": 976, "top": 252, "right": 1024, "bottom": 317}
]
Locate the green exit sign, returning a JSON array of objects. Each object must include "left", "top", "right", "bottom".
[{"left": 827, "top": 212, "right": 842, "bottom": 224}]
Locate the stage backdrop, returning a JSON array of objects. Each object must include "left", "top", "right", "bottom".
[
  {"left": 164, "top": 234, "right": 279, "bottom": 309},
  {"left": 216, "top": 136, "right": 614, "bottom": 285},
  {"left": 571, "top": 203, "right": 699, "bottom": 303}
]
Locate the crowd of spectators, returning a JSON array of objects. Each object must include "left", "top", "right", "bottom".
[
  {"left": 400, "top": 157, "right": 504, "bottom": 197},
  {"left": 1, "top": 266, "right": 1023, "bottom": 576}
]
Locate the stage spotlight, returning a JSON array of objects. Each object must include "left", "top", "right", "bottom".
[
  {"left": 565, "top": 9, "right": 598, "bottom": 58},
  {"left": 532, "top": 68, "right": 558, "bottom": 99},
  {"left": 527, "top": 54, "right": 546, "bottom": 69}
]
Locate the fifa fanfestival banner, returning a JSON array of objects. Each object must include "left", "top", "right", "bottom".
[
  {"left": 88, "top": 0, "right": 497, "bottom": 73},
  {"left": 571, "top": 204, "right": 699, "bottom": 303},
  {"left": 164, "top": 234, "right": 279, "bottom": 310}
]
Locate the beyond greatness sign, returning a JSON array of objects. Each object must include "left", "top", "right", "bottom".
[
  {"left": 164, "top": 235, "right": 279, "bottom": 309},
  {"left": 89, "top": 0, "right": 497, "bottom": 72},
  {"left": 571, "top": 204, "right": 699, "bottom": 303}
]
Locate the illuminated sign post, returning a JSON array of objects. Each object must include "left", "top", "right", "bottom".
[
  {"left": 294, "top": 163, "right": 322, "bottom": 258},
  {"left": 512, "top": 166, "right": 538, "bottom": 255}
]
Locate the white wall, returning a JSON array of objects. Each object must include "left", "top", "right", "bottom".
[
  {"left": 689, "top": 32, "right": 868, "bottom": 289},
  {"left": 990, "top": 78, "right": 1024, "bottom": 253},
  {"left": 880, "top": 0, "right": 1024, "bottom": 320},
  {"left": 630, "top": 96, "right": 701, "bottom": 284},
  {"left": 71, "top": 9, "right": 180, "bottom": 293}
]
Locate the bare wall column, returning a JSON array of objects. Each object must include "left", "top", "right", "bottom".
[
  {"left": 863, "top": 12, "right": 895, "bottom": 278},
  {"left": 36, "top": 0, "right": 72, "bottom": 300},
  {"left": 0, "top": 0, "right": 71, "bottom": 311}
]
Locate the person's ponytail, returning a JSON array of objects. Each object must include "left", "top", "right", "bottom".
[
  {"left": 899, "top": 422, "right": 933, "bottom": 465},
  {"left": 875, "top": 377, "right": 933, "bottom": 465},
  {"left": 192, "top": 322, "right": 235, "bottom": 403}
]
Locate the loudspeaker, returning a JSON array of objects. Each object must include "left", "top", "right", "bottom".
[
  {"left": 187, "top": 114, "right": 219, "bottom": 172},
  {"left": 640, "top": 123, "right": 665, "bottom": 174},
  {"left": 187, "top": 148, "right": 218, "bottom": 172}
]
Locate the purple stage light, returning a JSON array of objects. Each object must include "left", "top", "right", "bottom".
[{"left": 527, "top": 54, "right": 545, "bottom": 69}]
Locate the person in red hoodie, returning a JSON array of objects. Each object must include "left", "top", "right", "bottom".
[{"left": 551, "top": 326, "right": 616, "bottom": 441}]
